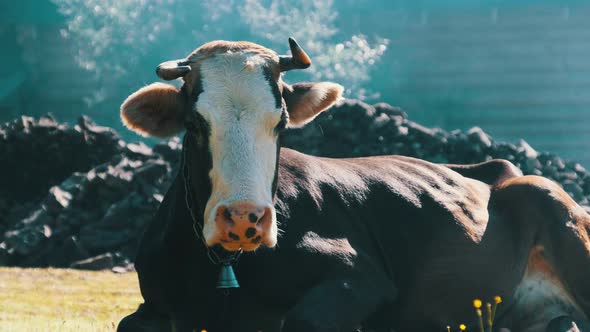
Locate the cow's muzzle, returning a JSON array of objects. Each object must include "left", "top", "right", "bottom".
[{"left": 207, "top": 201, "right": 275, "bottom": 251}]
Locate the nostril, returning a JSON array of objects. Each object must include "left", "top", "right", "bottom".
[
  {"left": 222, "top": 207, "right": 233, "bottom": 223},
  {"left": 245, "top": 227, "right": 257, "bottom": 238},
  {"left": 248, "top": 213, "right": 259, "bottom": 223}
]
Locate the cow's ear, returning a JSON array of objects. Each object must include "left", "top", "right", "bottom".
[
  {"left": 121, "top": 82, "right": 188, "bottom": 138},
  {"left": 283, "top": 82, "right": 344, "bottom": 128}
]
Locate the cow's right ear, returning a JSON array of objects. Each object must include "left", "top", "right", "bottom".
[
  {"left": 121, "top": 82, "right": 188, "bottom": 138},
  {"left": 282, "top": 82, "right": 343, "bottom": 128}
]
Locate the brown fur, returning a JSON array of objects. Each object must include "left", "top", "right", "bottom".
[
  {"left": 526, "top": 246, "right": 561, "bottom": 284},
  {"left": 120, "top": 83, "right": 188, "bottom": 138},
  {"left": 283, "top": 82, "right": 344, "bottom": 127}
]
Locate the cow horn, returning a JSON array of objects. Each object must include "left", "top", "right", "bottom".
[
  {"left": 279, "top": 37, "right": 311, "bottom": 72},
  {"left": 156, "top": 59, "right": 192, "bottom": 81}
]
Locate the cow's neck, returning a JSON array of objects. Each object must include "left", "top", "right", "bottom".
[{"left": 270, "top": 135, "right": 282, "bottom": 201}]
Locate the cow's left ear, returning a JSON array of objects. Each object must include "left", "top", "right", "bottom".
[
  {"left": 283, "top": 82, "right": 344, "bottom": 128},
  {"left": 121, "top": 82, "right": 188, "bottom": 138}
]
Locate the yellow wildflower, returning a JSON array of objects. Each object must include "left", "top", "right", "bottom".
[{"left": 473, "top": 299, "right": 482, "bottom": 309}]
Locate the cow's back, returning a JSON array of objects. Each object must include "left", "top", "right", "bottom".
[
  {"left": 277, "top": 148, "right": 501, "bottom": 234},
  {"left": 445, "top": 158, "right": 522, "bottom": 187}
]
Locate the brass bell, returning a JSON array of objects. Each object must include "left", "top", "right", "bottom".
[{"left": 216, "top": 263, "right": 240, "bottom": 289}]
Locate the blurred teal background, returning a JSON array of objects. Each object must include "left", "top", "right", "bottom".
[{"left": 1, "top": 0, "right": 589, "bottom": 165}]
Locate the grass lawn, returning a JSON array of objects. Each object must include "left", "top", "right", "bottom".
[{"left": 0, "top": 267, "right": 141, "bottom": 332}]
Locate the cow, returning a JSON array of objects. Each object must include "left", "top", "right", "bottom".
[{"left": 116, "top": 38, "right": 590, "bottom": 332}]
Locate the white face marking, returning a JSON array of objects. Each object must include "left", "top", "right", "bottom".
[{"left": 196, "top": 51, "right": 281, "bottom": 243}]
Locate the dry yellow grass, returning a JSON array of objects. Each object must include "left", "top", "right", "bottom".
[{"left": 0, "top": 267, "right": 141, "bottom": 332}]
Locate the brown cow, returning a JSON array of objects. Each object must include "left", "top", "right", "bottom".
[{"left": 117, "top": 38, "right": 590, "bottom": 332}]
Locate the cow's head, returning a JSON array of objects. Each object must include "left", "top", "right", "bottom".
[{"left": 120, "top": 38, "right": 343, "bottom": 251}]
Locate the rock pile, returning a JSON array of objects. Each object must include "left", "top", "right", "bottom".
[
  {"left": 1, "top": 100, "right": 589, "bottom": 270},
  {"left": 0, "top": 115, "right": 180, "bottom": 270}
]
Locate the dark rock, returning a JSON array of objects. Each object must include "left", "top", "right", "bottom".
[
  {"left": 372, "top": 113, "right": 391, "bottom": 129},
  {"left": 572, "top": 162, "right": 587, "bottom": 174},
  {"left": 70, "top": 253, "right": 114, "bottom": 270},
  {"left": 373, "top": 102, "right": 407, "bottom": 119},
  {"left": 560, "top": 172, "right": 578, "bottom": 181},
  {"left": 112, "top": 264, "right": 135, "bottom": 273},
  {"left": 153, "top": 137, "right": 182, "bottom": 164},
  {"left": 0, "top": 115, "right": 122, "bottom": 205},
  {"left": 0, "top": 114, "right": 177, "bottom": 268},
  {"left": 407, "top": 122, "right": 442, "bottom": 146},
  {"left": 46, "top": 235, "right": 91, "bottom": 267},
  {"left": 543, "top": 165, "right": 559, "bottom": 178},
  {"left": 19, "top": 208, "right": 54, "bottom": 228},
  {"left": 562, "top": 181, "right": 584, "bottom": 201},
  {"left": 493, "top": 143, "right": 518, "bottom": 161},
  {"left": 467, "top": 127, "right": 492, "bottom": 148},
  {"left": 516, "top": 139, "right": 538, "bottom": 159},
  {"left": 134, "top": 159, "right": 168, "bottom": 182},
  {"left": 522, "top": 158, "right": 542, "bottom": 174},
  {"left": 2, "top": 202, "right": 36, "bottom": 233},
  {"left": 4, "top": 224, "right": 52, "bottom": 256},
  {"left": 0, "top": 242, "right": 8, "bottom": 265},
  {"left": 125, "top": 142, "right": 153, "bottom": 159},
  {"left": 78, "top": 226, "right": 132, "bottom": 252},
  {"left": 44, "top": 186, "right": 73, "bottom": 213},
  {"left": 554, "top": 158, "right": 566, "bottom": 170},
  {"left": 99, "top": 193, "right": 142, "bottom": 230}
]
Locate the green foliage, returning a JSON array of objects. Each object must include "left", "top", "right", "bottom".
[
  {"left": 52, "top": 0, "right": 175, "bottom": 77},
  {"left": 240, "top": 0, "right": 389, "bottom": 99},
  {"left": 50, "top": 0, "right": 388, "bottom": 100}
]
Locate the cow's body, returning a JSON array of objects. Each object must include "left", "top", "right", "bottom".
[
  {"left": 117, "top": 38, "right": 590, "bottom": 332},
  {"left": 120, "top": 146, "right": 590, "bottom": 332}
]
